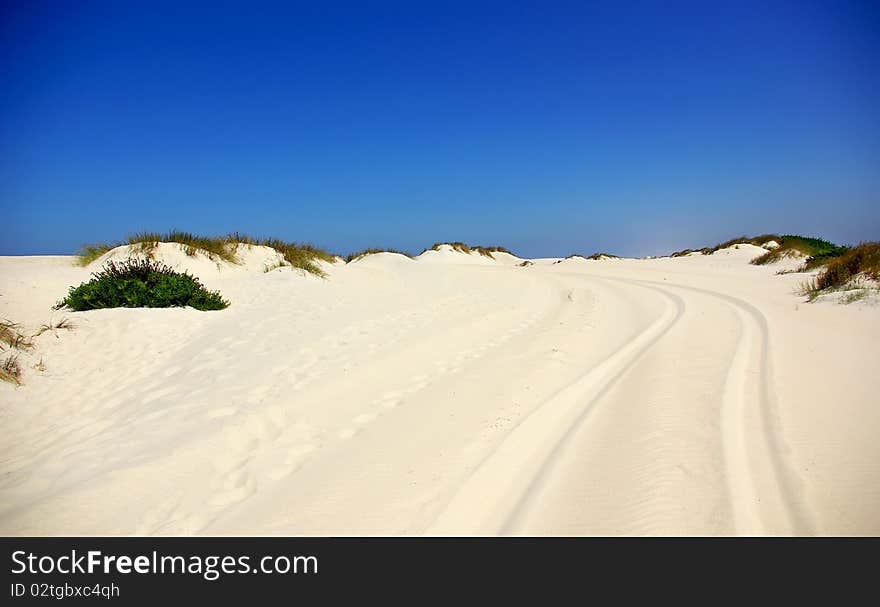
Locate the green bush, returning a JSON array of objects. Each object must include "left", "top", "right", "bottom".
[{"left": 56, "top": 258, "right": 229, "bottom": 311}]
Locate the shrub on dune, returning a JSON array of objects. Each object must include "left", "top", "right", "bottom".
[
  {"left": 750, "top": 235, "right": 848, "bottom": 267},
  {"left": 56, "top": 258, "right": 229, "bottom": 311}
]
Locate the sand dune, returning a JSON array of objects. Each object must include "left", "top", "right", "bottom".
[{"left": 0, "top": 243, "right": 878, "bottom": 535}]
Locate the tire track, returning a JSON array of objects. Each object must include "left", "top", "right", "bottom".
[
  {"left": 427, "top": 278, "right": 685, "bottom": 534},
  {"left": 505, "top": 273, "right": 812, "bottom": 535},
  {"left": 623, "top": 278, "right": 814, "bottom": 535}
]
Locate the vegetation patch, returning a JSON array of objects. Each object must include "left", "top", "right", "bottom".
[
  {"left": 75, "top": 243, "right": 115, "bottom": 266},
  {"left": 586, "top": 252, "right": 619, "bottom": 260},
  {"left": 127, "top": 230, "right": 239, "bottom": 263},
  {"left": 56, "top": 258, "right": 230, "bottom": 311},
  {"left": 750, "top": 235, "right": 848, "bottom": 267},
  {"left": 427, "top": 242, "right": 514, "bottom": 258},
  {"left": 669, "top": 234, "right": 849, "bottom": 269},
  {"left": 800, "top": 242, "right": 880, "bottom": 301},
  {"left": 670, "top": 234, "right": 778, "bottom": 257},
  {"left": 345, "top": 248, "right": 414, "bottom": 262},
  {"left": 77, "top": 231, "right": 337, "bottom": 277}
]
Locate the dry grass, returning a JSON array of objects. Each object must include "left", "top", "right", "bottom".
[
  {"left": 75, "top": 243, "right": 115, "bottom": 266},
  {"left": 427, "top": 242, "right": 514, "bottom": 258},
  {"left": 0, "top": 320, "right": 33, "bottom": 351},
  {"left": 1, "top": 353, "right": 22, "bottom": 385},
  {"left": 77, "top": 231, "right": 338, "bottom": 277},
  {"left": 800, "top": 242, "right": 880, "bottom": 300},
  {"left": 670, "top": 234, "right": 779, "bottom": 258},
  {"left": 34, "top": 318, "right": 75, "bottom": 338},
  {"left": 345, "top": 248, "right": 414, "bottom": 262},
  {"left": 128, "top": 230, "right": 239, "bottom": 263}
]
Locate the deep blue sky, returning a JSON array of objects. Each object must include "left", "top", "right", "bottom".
[{"left": 2, "top": 0, "right": 878, "bottom": 257}]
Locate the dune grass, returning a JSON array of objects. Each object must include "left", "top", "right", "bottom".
[
  {"left": 670, "top": 234, "right": 780, "bottom": 257},
  {"left": 76, "top": 231, "right": 337, "bottom": 277},
  {"left": 33, "top": 318, "right": 75, "bottom": 338},
  {"left": 76, "top": 243, "right": 115, "bottom": 266},
  {"left": 127, "top": 230, "right": 239, "bottom": 263},
  {"left": 800, "top": 242, "right": 880, "bottom": 301},
  {"left": 1, "top": 319, "right": 30, "bottom": 385},
  {"left": 554, "top": 252, "right": 618, "bottom": 263},
  {"left": 248, "top": 237, "right": 335, "bottom": 277},
  {"left": 427, "top": 242, "right": 515, "bottom": 258},
  {"left": 750, "top": 235, "right": 848, "bottom": 266},
  {"left": 669, "top": 234, "right": 849, "bottom": 269},
  {"left": 345, "top": 248, "right": 414, "bottom": 262},
  {"left": 1, "top": 353, "right": 22, "bottom": 385},
  {"left": 0, "top": 320, "right": 33, "bottom": 351}
]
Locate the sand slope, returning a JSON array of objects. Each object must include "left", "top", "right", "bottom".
[{"left": 0, "top": 244, "right": 878, "bottom": 535}]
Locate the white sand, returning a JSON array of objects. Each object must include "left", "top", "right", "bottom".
[{"left": 1, "top": 243, "right": 878, "bottom": 535}]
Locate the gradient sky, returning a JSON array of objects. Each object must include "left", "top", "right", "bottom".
[{"left": 2, "top": 0, "right": 879, "bottom": 258}]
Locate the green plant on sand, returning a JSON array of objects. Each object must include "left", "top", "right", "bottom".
[{"left": 56, "top": 258, "right": 230, "bottom": 311}]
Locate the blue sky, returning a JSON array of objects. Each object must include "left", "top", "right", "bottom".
[{"left": 2, "top": 0, "right": 878, "bottom": 257}]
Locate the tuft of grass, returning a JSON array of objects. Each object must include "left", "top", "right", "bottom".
[
  {"left": 800, "top": 242, "right": 880, "bottom": 300},
  {"left": 56, "top": 258, "right": 230, "bottom": 311},
  {"left": 345, "top": 248, "right": 414, "bottom": 262},
  {"left": 76, "top": 243, "right": 116, "bottom": 266},
  {"left": 253, "top": 238, "right": 335, "bottom": 277},
  {"left": 518, "top": 260, "right": 534, "bottom": 267},
  {"left": 0, "top": 320, "right": 33, "bottom": 351},
  {"left": 1, "top": 353, "right": 22, "bottom": 385},
  {"left": 586, "top": 252, "right": 619, "bottom": 260},
  {"left": 34, "top": 318, "right": 75, "bottom": 338}
]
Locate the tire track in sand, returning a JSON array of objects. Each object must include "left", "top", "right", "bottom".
[
  {"left": 627, "top": 278, "right": 814, "bottom": 535},
  {"left": 427, "top": 279, "right": 685, "bottom": 534}
]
